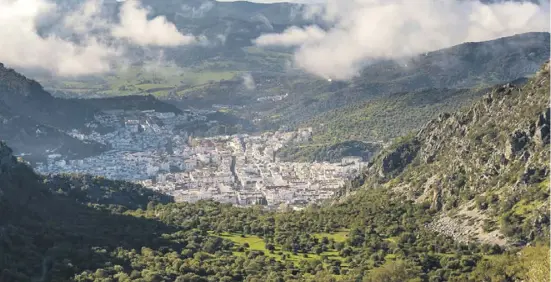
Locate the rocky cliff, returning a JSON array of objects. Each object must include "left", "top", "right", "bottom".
[{"left": 359, "top": 62, "right": 550, "bottom": 245}]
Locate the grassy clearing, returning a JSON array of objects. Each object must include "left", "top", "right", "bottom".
[
  {"left": 182, "top": 71, "right": 240, "bottom": 85},
  {"left": 217, "top": 232, "right": 348, "bottom": 267},
  {"left": 222, "top": 233, "right": 267, "bottom": 250},
  {"left": 40, "top": 66, "right": 242, "bottom": 97}
]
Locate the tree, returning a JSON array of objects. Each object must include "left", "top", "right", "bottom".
[
  {"left": 314, "top": 246, "right": 323, "bottom": 255},
  {"left": 364, "top": 260, "right": 417, "bottom": 282},
  {"left": 203, "top": 237, "right": 223, "bottom": 254}
]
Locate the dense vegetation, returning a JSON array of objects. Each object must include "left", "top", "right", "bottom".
[
  {"left": 175, "top": 111, "right": 257, "bottom": 138},
  {"left": 0, "top": 148, "right": 548, "bottom": 281},
  {"left": 302, "top": 88, "right": 488, "bottom": 144},
  {"left": 277, "top": 141, "right": 382, "bottom": 163},
  {"left": 276, "top": 87, "right": 487, "bottom": 161},
  {"left": 81, "top": 95, "right": 182, "bottom": 114},
  {"left": 43, "top": 174, "right": 174, "bottom": 211},
  {"left": 1, "top": 63, "right": 550, "bottom": 281},
  {"left": 354, "top": 62, "right": 551, "bottom": 245}
]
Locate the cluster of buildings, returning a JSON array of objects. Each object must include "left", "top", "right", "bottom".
[{"left": 35, "top": 109, "right": 368, "bottom": 210}]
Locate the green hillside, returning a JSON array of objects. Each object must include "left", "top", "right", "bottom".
[
  {"left": 277, "top": 87, "right": 488, "bottom": 162},
  {"left": 304, "top": 88, "right": 488, "bottom": 144},
  {"left": 0, "top": 62, "right": 549, "bottom": 281},
  {"left": 354, "top": 62, "right": 551, "bottom": 245}
]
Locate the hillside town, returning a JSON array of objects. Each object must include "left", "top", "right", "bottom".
[{"left": 36, "top": 109, "right": 368, "bottom": 210}]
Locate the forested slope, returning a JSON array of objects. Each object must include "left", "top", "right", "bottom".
[
  {"left": 277, "top": 87, "right": 487, "bottom": 162},
  {"left": 0, "top": 63, "right": 549, "bottom": 281},
  {"left": 354, "top": 61, "right": 551, "bottom": 245}
]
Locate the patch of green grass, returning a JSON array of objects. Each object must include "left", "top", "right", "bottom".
[
  {"left": 243, "top": 47, "right": 292, "bottom": 59},
  {"left": 221, "top": 233, "right": 267, "bottom": 250},
  {"left": 39, "top": 66, "right": 241, "bottom": 97},
  {"left": 134, "top": 83, "right": 173, "bottom": 90},
  {"left": 512, "top": 200, "right": 544, "bottom": 216},
  {"left": 218, "top": 233, "right": 348, "bottom": 267},
  {"left": 182, "top": 71, "right": 240, "bottom": 85}
]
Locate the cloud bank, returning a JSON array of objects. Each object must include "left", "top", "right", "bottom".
[
  {"left": 242, "top": 73, "right": 256, "bottom": 90},
  {"left": 112, "top": 0, "right": 196, "bottom": 46},
  {"left": 0, "top": 0, "right": 197, "bottom": 76},
  {"left": 254, "top": 0, "right": 550, "bottom": 80},
  {"left": 255, "top": 25, "right": 326, "bottom": 46}
]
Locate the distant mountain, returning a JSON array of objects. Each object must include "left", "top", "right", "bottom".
[
  {"left": 56, "top": 0, "right": 312, "bottom": 26},
  {"left": 169, "top": 33, "right": 549, "bottom": 130},
  {"left": 302, "top": 88, "right": 489, "bottom": 143},
  {"left": 49, "top": 0, "right": 313, "bottom": 68},
  {"left": 261, "top": 32, "right": 551, "bottom": 127},
  {"left": 0, "top": 65, "right": 187, "bottom": 161},
  {"left": 0, "top": 64, "right": 107, "bottom": 161}
]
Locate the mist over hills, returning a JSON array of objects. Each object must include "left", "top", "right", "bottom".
[
  {"left": 0, "top": 0, "right": 550, "bottom": 281},
  {"left": 1, "top": 31, "right": 548, "bottom": 163},
  {"left": 174, "top": 32, "right": 550, "bottom": 130},
  {"left": 3, "top": 0, "right": 547, "bottom": 81}
]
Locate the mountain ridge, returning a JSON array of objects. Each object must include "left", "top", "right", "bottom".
[
  {"left": 0, "top": 64, "right": 188, "bottom": 161},
  {"left": 343, "top": 61, "right": 551, "bottom": 246}
]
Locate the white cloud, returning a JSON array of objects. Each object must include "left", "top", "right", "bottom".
[
  {"left": 180, "top": 1, "right": 215, "bottom": 18},
  {"left": 112, "top": 0, "right": 197, "bottom": 46},
  {"left": 63, "top": 0, "right": 109, "bottom": 34},
  {"left": 255, "top": 25, "right": 326, "bottom": 46},
  {"left": 254, "top": 0, "right": 550, "bottom": 80},
  {"left": 242, "top": 73, "right": 256, "bottom": 90},
  {"left": 0, "top": 0, "right": 120, "bottom": 76},
  {"left": 0, "top": 0, "right": 198, "bottom": 76},
  {"left": 251, "top": 13, "right": 275, "bottom": 31}
]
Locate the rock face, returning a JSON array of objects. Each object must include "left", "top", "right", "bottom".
[
  {"left": 379, "top": 140, "right": 420, "bottom": 179},
  {"left": 362, "top": 62, "right": 550, "bottom": 244},
  {"left": 534, "top": 108, "right": 550, "bottom": 145}
]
